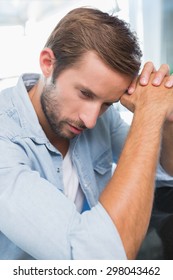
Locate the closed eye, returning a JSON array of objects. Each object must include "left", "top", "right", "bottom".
[
  {"left": 80, "top": 87, "right": 121, "bottom": 108},
  {"left": 80, "top": 90, "right": 94, "bottom": 99}
]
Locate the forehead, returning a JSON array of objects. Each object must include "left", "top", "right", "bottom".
[{"left": 74, "top": 51, "right": 132, "bottom": 96}]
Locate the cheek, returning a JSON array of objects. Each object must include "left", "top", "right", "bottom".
[{"left": 60, "top": 96, "right": 81, "bottom": 117}]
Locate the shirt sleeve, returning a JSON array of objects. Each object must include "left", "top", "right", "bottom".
[
  {"left": 0, "top": 136, "right": 126, "bottom": 260},
  {"left": 109, "top": 106, "right": 130, "bottom": 163},
  {"left": 155, "top": 162, "right": 173, "bottom": 188}
]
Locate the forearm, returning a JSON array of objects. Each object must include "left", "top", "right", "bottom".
[
  {"left": 99, "top": 108, "right": 164, "bottom": 259},
  {"left": 160, "top": 122, "right": 173, "bottom": 176}
]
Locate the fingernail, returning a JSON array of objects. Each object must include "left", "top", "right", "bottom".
[
  {"left": 152, "top": 78, "right": 160, "bottom": 85},
  {"left": 165, "top": 81, "right": 172, "bottom": 87},
  {"left": 128, "top": 87, "right": 134, "bottom": 94},
  {"left": 140, "top": 77, "right": 147, "bottom": 85}
]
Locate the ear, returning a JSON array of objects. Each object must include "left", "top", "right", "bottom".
[{"left": 39, "top": 48, "right": 56, "bottom": 78}]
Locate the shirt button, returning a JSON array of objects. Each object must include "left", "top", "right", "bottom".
[{"left": 57, "top": 168, "right": 60, "bottom": 173}]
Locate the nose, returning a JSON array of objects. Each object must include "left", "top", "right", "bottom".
[{"left": 79, "top": 104, "right": 101, "bottom": 129}]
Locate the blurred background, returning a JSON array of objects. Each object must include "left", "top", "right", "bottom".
[
  {"left": 0, "top": 0, "right": 173, "bottom": 259},
  {"left": 0, "top": 0, "right": 173, "bottom": 81}
]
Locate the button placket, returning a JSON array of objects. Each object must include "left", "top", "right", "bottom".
[{"left": 57, "top": 167, "right": 60, "bottom": 173}]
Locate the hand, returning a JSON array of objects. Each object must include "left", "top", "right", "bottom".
[
  {"left": 128, "top": 62, "right": 173, "bottom": 94},
  {"left": 121, "top": 73, "right": 173, "bottom": 121}
]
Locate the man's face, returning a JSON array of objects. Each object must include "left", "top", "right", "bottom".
[{"left": 41, "top": 51, "right": 132, "bottom": 139}]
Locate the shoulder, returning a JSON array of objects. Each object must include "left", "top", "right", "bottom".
[{"left": 0, "top": 88, "right": 23, "bottom": 139}]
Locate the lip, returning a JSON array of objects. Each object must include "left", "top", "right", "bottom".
[{"left": 68, "top": 124, "right": 83, "bottom": 135}]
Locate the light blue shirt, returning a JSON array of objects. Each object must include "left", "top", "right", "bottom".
[{"left": 0, "top": 74, "right": 172, "bottom": 260}]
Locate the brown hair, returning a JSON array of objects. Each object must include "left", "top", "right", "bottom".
[{"left": 45, "top": 7, "right": 142, "bottom": 82}]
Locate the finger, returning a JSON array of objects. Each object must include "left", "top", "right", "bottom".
[
  {"left": 139, "top": 61, "right": 156, "bottom": 86},
  {"left": 152, "top": 64, "right": 170, "bottom": 86},
  {"left": 164, "top": 73, "right": 173, "bottom": 88},
  {"left": 128, "top": 76, "right": 138, "bottom": 94}
]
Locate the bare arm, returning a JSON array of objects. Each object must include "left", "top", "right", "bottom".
[
  {"left": 141, "top": 63, "right": 173, "bottom": 178},
  {"left": 129, "top": 62, "right": 173, "bottom": 179},
  {"left": 99, "top": 78, "right": 173, "bottom": 259}
]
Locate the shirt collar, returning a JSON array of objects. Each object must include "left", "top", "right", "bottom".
[{"left": 13, "top": 73, "right": 49, "bottom": 144}]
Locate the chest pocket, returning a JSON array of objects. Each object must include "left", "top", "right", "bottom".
[{"left": 93, "top": 149, "right": 113, "bottom": 193}]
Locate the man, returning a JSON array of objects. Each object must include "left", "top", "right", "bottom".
[{"left": 0, "top": 7, "right": 173, "bottom": 260}]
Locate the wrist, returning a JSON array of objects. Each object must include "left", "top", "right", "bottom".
[{"left": 134, "top": 105, "right": 165, "bottom": 129}]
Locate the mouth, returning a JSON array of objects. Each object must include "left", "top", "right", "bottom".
[{"left": 68, "top": 123, "right": 84, "bottom": 135}]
